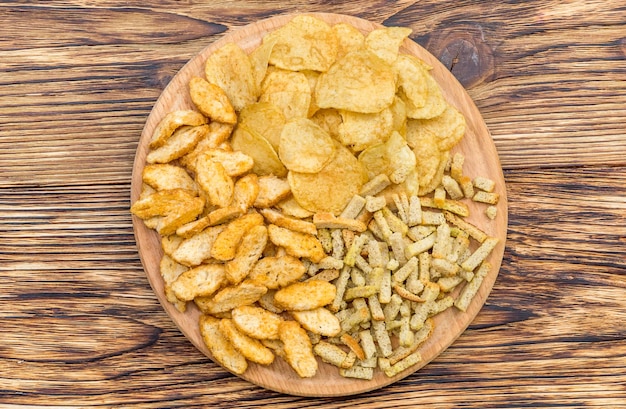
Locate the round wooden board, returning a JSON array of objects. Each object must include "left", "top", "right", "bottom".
[{"left": 130, "top": 12, "right": 508, "bottom": 397}]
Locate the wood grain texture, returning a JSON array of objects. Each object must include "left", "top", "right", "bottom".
[{"left": 1, "top": 0, "right": 625, "bottom": 407}]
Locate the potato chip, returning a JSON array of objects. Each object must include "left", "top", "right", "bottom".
[
  {"left": 204, "top": 42, "right": 256, "bottom": 111},
  {"left": 288, "top": 143, "right": 367, "bottom": 215},
  {"left": 142, "top": 164, "right": 197, "bottom": 193},
  {"left": 358, "top": 131, "right": 416, "bottom": 184},
  {"left": 394, "top": 55, "right": 429, "bottom": 110},
  {"left": 195, "top": 279, "right": 267, "bottom": 315},
  {"left": 238, "top": 102, "right": 285, "bottom": 151},
  {"left": 249, "top": 36, "right": 277, "bottom": 94},
  {"left": 418, "top": 150, "right": 449, "bottom": 196},
  {"left": 189, "top": 77, "right": 237, "bottom": 124},
  {"left": 171, "top": 263, "right": 226, "bottom": 301},
  {"left": 146, "top": 124, "right": 208, "bottom": 164},
  {"left": 315, "top": 49, "right": 396, "bottom": 114},
  {"left": 338, "top": 107, "right": 393, "bottom": 152},
  {"left": 195, "top": 156, "right": 233, "bottom": 208},
  {"left": 248, "top": 255, "right": 306, "bottom": 289},
  {"left": 406, "top": 121, "right": 443, "bottom": 191},
  {"left": 332, "top": 22, "right": 365, "bottom": 59},
  {"left": 274, "top": 280, "right": 336, "bottom": 311},
  {"left": 389, "top": 96, "right": 408, "bottom": 136},
  {"left": 279, "top": 320, "right": 318, "bottom": 378},
  {"left": 402, "top": 70, "right": 446, "bottom": 119},
  {"left": 410, "top": 104, "right": 466, "bottom": 151},
  {"left": 279, "top": 118, "right": 336, "bottom": 173},
  {"left": 199, "top": 315, "right": 248, "bottom": 375},
  {"left": 310, "top": 108, "right": 343, "bottom": 140},
  {"left": 149, "top": 110, "right": 207, "bottom": 149},
  {"left": 260, "top": 68, "right": 311, "bottom": 120},
  {"left": 265, "top": 15, "right": 338, "bottom": 72},
  {"left": 365, "top": 26, "right": 412, "bottom": 64},
  {"left": 230, "top": 125, "right": 287, "bottom": 177}
]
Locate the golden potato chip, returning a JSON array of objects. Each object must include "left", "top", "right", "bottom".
[
  {"left": 288, "top": 143, "right": 367, "bottom": 215},
  {"left": 238, "top": 102, "right": 285, "bottom": 151},
  {"left": 406, "top": 121, "right": 442, "bottom": 190},
  {"left": 358, "top": 131, "right": 416, "bottom": 184},
  {"left": 142, "top": 164, "right": 197, "bottom": 193},
  {"left": 171, "top": 263, "right": 226, "bottom": 301},
  {"left": 195, "top": 156, "right": 233, "bottom": 208},
  {"left": 195, "top": 279, "right": 267, "bottom": 315},
  {"left": 279, "top": 320, "right": 318, "bottom": 378},
  {"left": 291, "top": 307, "right": 341, "bottom": 337},
  {"left": 248, "top": 255, "right": 306, "bottom": 289},
  {"left": 260, "top": 68, "right": 311, "bottom": 120},
  {"left": 249, "top": 35, "right": 277, "bottom": 94},
  {"left": 365, "top": 26, "right": 412, "bottom": 64},
  {"left": 302, "top": 70, "right": 320, "bottom": 117},
  {"left": 232, "top": 305, "right": 283, "bottom": 340},
  {"left": 390, "top": 96, "right": 408, "bottom": 136},
  {"left": 410, "top": 104, "right": 466, "bottom": 151},
  {"left": 332, "top": 22, "right": 365, "bottom": 59},
  {"left": 171, "top": 224, "right": 225, "bottom": 266},
  {"left": 189, "top": 77, "right": 237, "bottom": 124},
  {"left": 204, "top": 42, "right": 256, "bottom": 111},
  {"left": 197, "top": 149, "right": 254, "bottom": 178},
  {"left": 315, "top": 49, "right": 396, "bottom": 114},
  {"left": 199, "top": 315, "right": 248, "bottom": 375},
  {"left": 230, "top": 125, "right": 287, "bottom": 177},
  {"left": 418, "top": 150, "right": 450, "bottom": 196},
  {"left": 225, "top": 224, "right": 268, "bottom": 284},
  {"left": 211, "top": 212, "right": 264, "bottom": 262},
  {"left": 394, "top": 55, "right": 429, "bottom": 110},
  {"left": 279, "top": 118, "right": 335, "bottom": 173},
  {"left": 149, "top": 110, "right": 206, "bottom": 149},
  {"left": 267, "top": 224, "right": 325, "bottom": 263},
  {"left": 146, "top": 124, "right": 208, "bottom": 164},
  {"left": 338, "top": 107, "right": 393, "bottom": 152},
  {"left": 265, "top": 15, "right": 338, "bottom": 72},
  {"left": 402, "top": 69, "right": 446, "bottom": 119},
  {"left": 310, "top": 108, "right": 343, "bottom": 140},
  {"left": 219, "top": 318, "right": 275, "bottom": 365},
  {"left": 274, "top": 280, "right": 336, "bottom": 311}
]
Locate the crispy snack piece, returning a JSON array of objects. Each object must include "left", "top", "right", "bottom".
[
  {"left": 149, "top": 110, "right": 207, "bottom": 149},
  {"left": 365, "top": 26, "right": 412, "bottom": 64},
  {"left": 142, "top": 164, "right": 197, "bottom": 193},
  {"left": 147, "top": 124, "right": 209, "bottom": 164},
  {"left": 195, "top": 280, "right": 267, "bottom": 315},
  {"left": 204, "top": 42, "right": 257, "bottom": 112},
  {"left": 279, "top": 320, "right": 318, "bottom": 378},
  {"left": 196, "top": 149, "right": 254, "bottom": 178},
  {"left": 219, "top": 318, "right": 275, "bottom": 365},
  {"left": 232, "top": 305, "right": 283, "bottom": 340},
  {"left": 130, "top": 189, "right": 204, "bottom": 236},
  {"left": 254, "top": 175, "right": 291, "bottom": 208},
  {"left": 291, "top": 307, "right": 341, "bottom": 337},
  {"left": 231, "top": 125, "right": 288, "bottom": 177},
  {"left": 171, "top": 225, "right": 225, "bottom": 267},
  {"left": 232, "top": 173, "right": 259, "bottom": 212},
  {"left": 274, "top": 280, "right": 336, "bottom": 311},
  {"left": 225, "top": 224, "right": 268, "bottom": 284},
  {"left": 261, "top": 208, "right": 317, "bottom": 235},
  {"left": 267, "top": 224, "right": 325, "bottom": 263},
  {"left": 196, "top": 156, "right": 234, "bottom": 208},
  {"left": 279, "top": 118, "right": 336, "bottom": 173},
  {"left": 189, "top": 77, "right": 237, "bottom": 124},
  {"left": 199, "top": 315, "right": 247, "bottom": 375},
  {"left": 171, "top": 263, "right": 226, "bottom": 301},
  {"left": 249, "top": 255, "right": 306, "bottom": 289},
  {"left": 211, "top": 213, "right": 264, "bottom": 262}
]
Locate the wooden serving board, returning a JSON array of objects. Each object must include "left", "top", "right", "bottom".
[{"left": 130, "top": 12, "right": 508, "bottom": 397}]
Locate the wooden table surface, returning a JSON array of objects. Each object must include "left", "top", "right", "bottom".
[{"left": 1, "top": 1, "right": 625, "bottom": 407}]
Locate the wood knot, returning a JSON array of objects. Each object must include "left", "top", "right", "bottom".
[{"left": 425, "top": 25, "right": 495, "bottom": 88}]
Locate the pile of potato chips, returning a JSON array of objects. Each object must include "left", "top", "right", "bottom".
[{"left": 131, "top": 15, "right": 500, "bottom": 380}]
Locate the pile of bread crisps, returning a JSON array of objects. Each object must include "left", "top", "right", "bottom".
[{"left": 131, "top": 15, "right": 501, "bottom": 380}]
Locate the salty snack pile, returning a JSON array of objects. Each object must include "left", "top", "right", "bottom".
[{"left": 131, "top": 15, "right": 500, "bottom": 380}]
